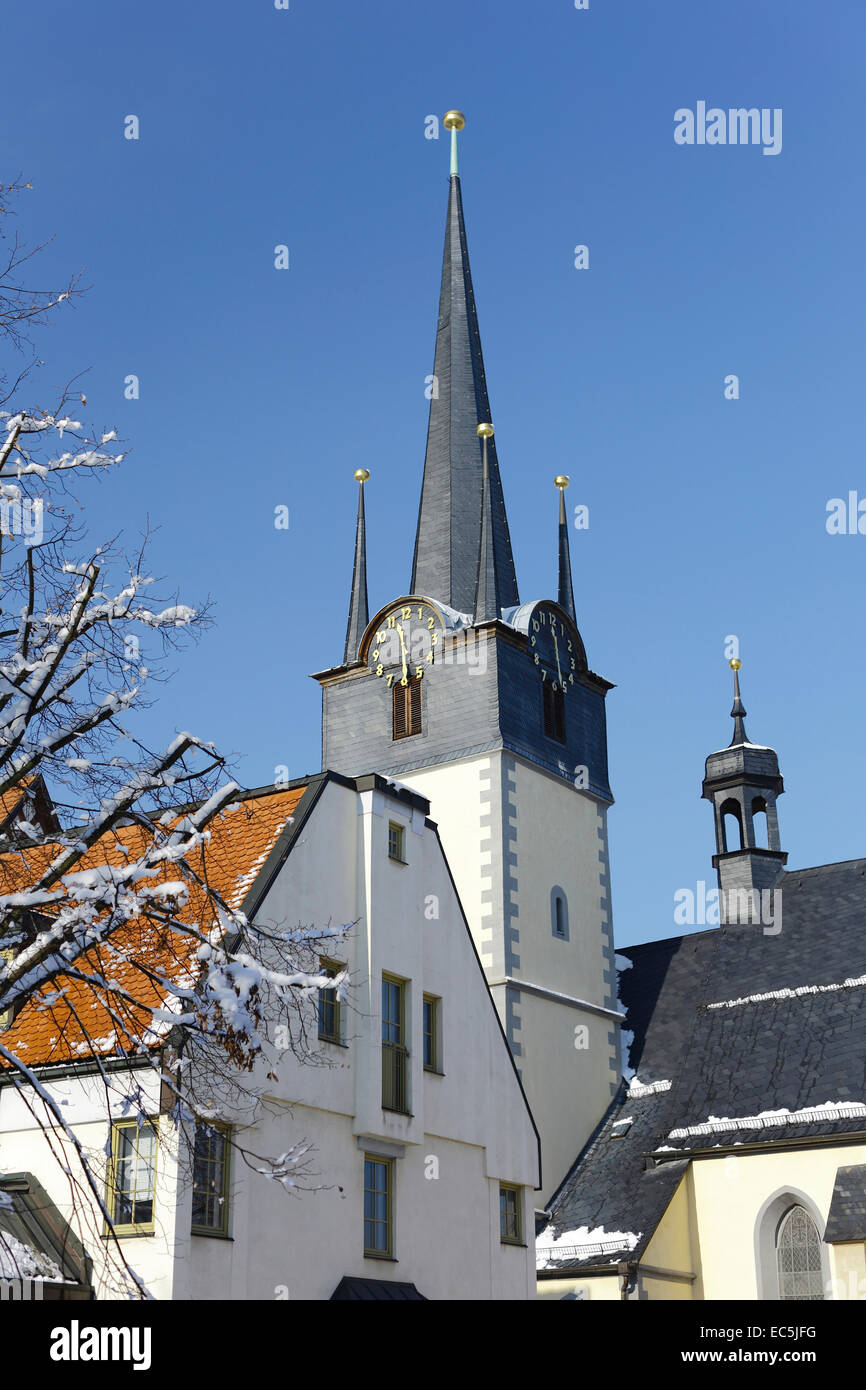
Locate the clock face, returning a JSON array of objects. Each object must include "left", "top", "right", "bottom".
[
  {"left": 366, "top": 600, "right": 445, "bottom": 688},
  {"left": 528, "top": 604, "right": 578, "bottom": 695}
]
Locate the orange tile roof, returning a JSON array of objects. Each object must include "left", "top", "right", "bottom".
[{"left": 0, "top": 783, "right": 307, "bottom": 1069}]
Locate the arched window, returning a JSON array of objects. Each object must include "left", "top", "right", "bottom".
[
  {"left": 550, "top": 887, "right": 569, "bottom": 941},
  {"left": 776, "top": 1205, "right": 825, "bottom": 1301},
  {"left": 752, "top": 796, "right": 769, "bottom": 849},
  {"left": 720, "top": 798, "right": 743, "bottom": 852}
]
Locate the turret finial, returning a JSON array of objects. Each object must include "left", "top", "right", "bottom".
[
  {"left": 555, "top": 476, "right": 577, "bottom": 626},
  {"left": 444, "top": 110, "right": 465, "bottom": 177},
  {"left": 728, "top": 658, "right": 749, "bottom": 746}
]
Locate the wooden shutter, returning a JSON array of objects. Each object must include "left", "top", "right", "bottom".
[
  {"left": 393, "top": 683, "right": 408, "bottom": 739},
  {"left": 393, "top": 679, "right": 422, "bottom": 740},
  {"left": 409, "top": 677, "right": 422, "bottom": 734}
]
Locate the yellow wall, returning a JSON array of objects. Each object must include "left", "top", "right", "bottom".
[{"left": 536, "top": 1274, "right": 621, "bottom": 1301}]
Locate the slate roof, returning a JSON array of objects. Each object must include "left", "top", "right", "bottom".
[
  {"left": 824, "top": 1164, "right": 866, "bottom": 1243},
  {"left": 410, "top": 173, "right": 519, "bottom": 617},
  {"left": 539, "top": 858, "right": 866, "bottom": 1273},
  {"left": 0, "top": 783, "right": 307, "bottom": 1068}
]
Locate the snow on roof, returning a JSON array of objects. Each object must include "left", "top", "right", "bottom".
[
  {"left": 627, "top": 1077, "right": 672, "bottom": 1098},
  {"left": 536, "top": 1224, "right": 641, "bottom": 1268},
  {"left": 669, "top": 1100, "right": 866, "bottom": 1141},
  {"left": 707, "top": 973, "right": 866, "bottom": 1011},
  {"left": 0, "top": 1231, "right": 64, "bottom": 1282}
]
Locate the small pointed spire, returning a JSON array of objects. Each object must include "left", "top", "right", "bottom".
[
  {"left": 555, "top": 475, "right": 576, "bottom": 626},
  {"left": 344, "top": 470, "right": 370, "bottom": 664},
  {"left": 728, "top": 658, "right": 749, "bottom": 746},
  {"left": 474, "top": 424, "right": 501, "bottom": 623}
]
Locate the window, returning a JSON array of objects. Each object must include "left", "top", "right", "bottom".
[
  {"left": 0, "top": 948, "right": 13, "bottom": 1030},
  {"left": 108, "top": 1121, "right": 157, "bottom": 1234},
  {"left": 388, "top": 821, "right": 405, "bottom": 863},
  {"left": 191, "top": 1125, "right": 231, "bottom": 1236},
  {"left": 550, "top": 886, "right": 569, "bottom": 941},
  {"left": 382, "top": 975, "right": 409, "bottom": 1113},
  {"left": 364, "top": 1155, "right": 393, "bottom": 1258},
  {"left": 776, "top": 1205, "right": 824, "bottom": 1300},
  {"left": 317, "top": 959, "right": 343, "bottom": 1044},
  {"left": 423, "top": 995, "right": 440, "bottom": 1072},
  {"left": 500, "top": 1184, "right": 523, "bottom": 1244},
  {"left": 393, "top": 677, "right": 422, "bottom": 740},
  {"left": 543, "top": 681, "right": 566, "bottom": 742}
]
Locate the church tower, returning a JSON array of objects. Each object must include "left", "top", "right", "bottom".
[
  {"left": 703, "top": 659, "right": 787, "bottom": 898},
  {"left": 313, "top": 115, "right": 620, "bottom": 1197}
]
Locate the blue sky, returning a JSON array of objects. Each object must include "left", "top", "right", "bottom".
[{"left": 5, "top": 0, "right": 866, "bottom": 947}]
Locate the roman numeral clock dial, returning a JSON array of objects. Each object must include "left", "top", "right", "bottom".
[
  {"left": 529, "top": 604, "right": 577, "bottom": 694},
  {"left": 367, "top": 601, "right": 444, "bottom": 687}
]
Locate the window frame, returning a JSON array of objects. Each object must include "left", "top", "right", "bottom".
[
  {"left": 106, "top": 1119, "right": 158, "bottom": 1237},
  {"left": 191, "top": 1123, "right": 232, "bottom": 1238},
  {"left": 542, "top": 680, "right": 566, "bottom": 743},
  {"left": 392, "top": 676, "right": 422, "bottom": 741},
  {"left": 363, "top": 1154, "right": 394, "bottom": 1259},
  {"left": 382, "top": 974, "right": 410, "bottom": 1114},
  {"left": 422, "top": 994, "right": 441, "bottom": 1073},
  {"left": 317, "top": 957, "right": 344, "bottom": 1045},
  {"left": 388, "top": 820, "right": 406, "bottom": 864},
  {"left": 499, "top": 1183, "right": 523, "bottom": 1246}
]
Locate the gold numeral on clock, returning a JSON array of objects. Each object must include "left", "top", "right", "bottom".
[
  {"left": 386, "top": 673, "right": 394, "bottom": 687},
  {"left": 376, "top": 664, "right": 384, "bottom": 677}
]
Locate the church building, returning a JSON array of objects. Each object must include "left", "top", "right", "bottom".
[
  {"left": 537, "top": 668, "right": 866, "bottom": 1300},
  {"left": 314, "top": 112, "right": 622, "bottom": 1201}
]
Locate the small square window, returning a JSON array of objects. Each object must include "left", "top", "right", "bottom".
[
  {"left": 191, "top": 1125, "right": 231, "bottom": 1236},
  {"left": 364, "top": 1155, "right": 393, "bottom": 1258},
  {"left": 500, "top": 1184, "right": 523, "bottom": 1245},
  {"left": 388, "top": 821, "right": 405, "bottom": 863}
]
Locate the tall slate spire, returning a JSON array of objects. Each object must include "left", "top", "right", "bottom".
[
  {"left": 555, "top": 476, "right": 577, "bottom": 626},
  {"left": 410, "top": 113, "right": 519, "bottom": 617},
  {"left": 343, "top": 469, "right": 369, "bottom": 664},
  {"left": 474, "top": 424, "right": 501, "bottom": 622},
  {"left": 729, "top": 660, "right": 749, "bottom": 747}
]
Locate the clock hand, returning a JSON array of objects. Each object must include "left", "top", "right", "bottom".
[
  {"left": 397, "top": 623, "right": 408, "bottom": 681},
  {"left": 552, "top": 630, "right": 564, "bottom": 687}
]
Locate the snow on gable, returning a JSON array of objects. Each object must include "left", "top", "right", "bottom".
[{"left": 536, "top": 1224, "right": 641, "bottom": 1268}]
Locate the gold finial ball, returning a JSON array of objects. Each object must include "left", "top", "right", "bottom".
[
  {"left": 354, "top": 468, "right": 370, "bottom": 483},
  {"left": 476, "top": 422, "right": 494, "bottom": 438},
  {"left": 554, "top": 475, "right": 570, "bottom": 490},
  {"left": 444, "top": 110, "right": 466, "bottom": 131},
  {"left": 729, "top": 658, "right": 742, "bottom": 671}
]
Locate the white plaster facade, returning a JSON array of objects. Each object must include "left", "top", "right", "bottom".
[{"left": 0, "top": 776, "right": 540, "bottom": 1300}]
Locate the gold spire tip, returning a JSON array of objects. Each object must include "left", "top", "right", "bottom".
[
  {"left": 354, "top": 468, "right": 370, "bottom": 483},
  {"left": 443, "top": 111, "right": 465, "bottom": 131},
  {"left": 476, "top": 422, "right": 494, "bottom": 438},
  {"left": 554, "top": 475, "right": 570, "bottom": 489},
  {"left": 729, "top": 658, "right": 742, "bottom": 671}
]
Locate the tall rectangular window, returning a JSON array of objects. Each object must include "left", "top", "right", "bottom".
[
  {"left": 382, "top": 975, "right": 409, "bottom": 1113},
  {"left": 388, "top": 821, "right": 405, "bottom": 863},
  {"left": 317, "top": 959, "right": 342, "bottom": 1044},
  {"left": 109, "top": 1121, "right": 157, "bottom": 1234},
  {"left": 543, "top": 682, "right": 566, "bottom": 743},
  {"left": 500, "top": 1184, "right": 523, "bottom": 1245},
  {"left": 364, "top": 1155, "right": 393, "bottom": 1258},
  {"left": 191, "top": 1125, "right": 230, "bottom": 1236},
  {"left": 422, "top": 995, "right": 439, "bottom": 1072},
  {"left": 393, "top": 677, "right": 422, "bottom": 740}
]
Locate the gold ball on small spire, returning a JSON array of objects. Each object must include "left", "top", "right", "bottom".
[
  {"left": 476, "top": 422, "right": 494, "bottom": 438},
  {"left": 354, "top": 468, "right": 370, "bottom": 483},
  {"left": 444, "top": 111, "right": 466, "bottom": 131},
  {"left": 554, "top": 475, "right": 570, "bottom": 490},
  {"left": 729, "top": 658, "right": 742, "bottom": 671}
]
